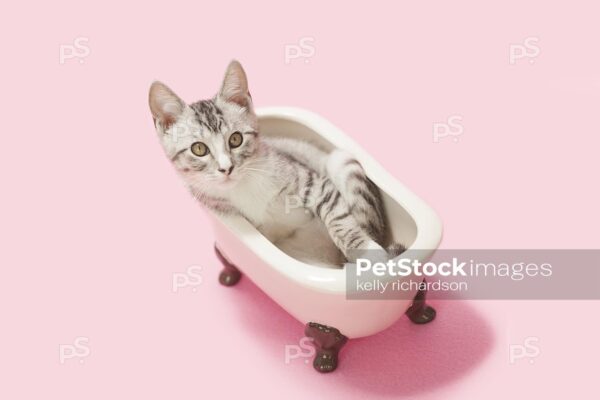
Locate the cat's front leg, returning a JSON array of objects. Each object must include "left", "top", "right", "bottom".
[
  {"left": 297, "top": 173, "right": 386, "bottom": 262},
  {"left": 325, "top": 149, "right": 386, "bottom": 245}
]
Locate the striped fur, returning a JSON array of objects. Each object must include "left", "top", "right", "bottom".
[{"left": 149, "top": 61, "right": 401, "bottom": 265}]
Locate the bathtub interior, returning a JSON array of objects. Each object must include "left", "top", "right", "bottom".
[{"left": 257, "top": 115, "right": 418, "bottom": 267}]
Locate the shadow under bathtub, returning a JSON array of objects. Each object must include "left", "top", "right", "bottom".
[{"left": 229, "top": 276, "right": 494, "bottom": 397}]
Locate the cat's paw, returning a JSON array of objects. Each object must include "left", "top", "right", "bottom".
[
  {"left": 348, "top": 240, "right": 389, "bottom": 265},
  {"left": 387, "top": 242, "right": 407, "bottom": 258}
]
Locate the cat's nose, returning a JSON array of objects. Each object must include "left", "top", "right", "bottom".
[{"left": 218, "top": 165, "right": 234, "bottom": 175}]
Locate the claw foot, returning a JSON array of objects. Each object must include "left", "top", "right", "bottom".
[
  {"left": 305, "top": 322, "right": 348, "bottom": 373},
  {"left": 214, "top": 245, "right": 242, "bottom": 287}
]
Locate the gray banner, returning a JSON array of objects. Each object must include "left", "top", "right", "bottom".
[{"left": 345, "top": 249, "right": 600, "bottom": 300}]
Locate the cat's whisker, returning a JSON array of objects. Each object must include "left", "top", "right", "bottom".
[
  {"left": 241, "top": 159, "right": 267, "bottom": 167},
  {"left": 242, "top": 167, "right": 270, "bottom": 174},
  {"left": 239, "top": 166, "right": 264, "bottom": 173}
]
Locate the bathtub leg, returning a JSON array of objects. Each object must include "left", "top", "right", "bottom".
[
  {"left": 405, "top": 279, "right": 436, "bottom": 324},
  {"left": 305, "top": 322, "right": 348, "bottom": 373},
  {"left": 214, "top": 244, "right": 242, "bottom": 287}
]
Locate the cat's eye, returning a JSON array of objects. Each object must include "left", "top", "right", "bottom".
[
  {"left": 229, "top": 132, "right": 243, "bottom": 148},
  {"left": 190, "top": 142, "right": 209, "bottom": 157}
]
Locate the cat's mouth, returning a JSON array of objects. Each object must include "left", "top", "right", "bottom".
[{"left": 217, "top": 173, "right": 238, "bottom": 185}]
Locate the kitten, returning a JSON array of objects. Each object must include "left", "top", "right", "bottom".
[{"left": 149, "top": 61, "right": 400, "bottom": 266}]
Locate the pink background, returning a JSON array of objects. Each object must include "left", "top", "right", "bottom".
[{"left": 1, "top": 1, "right": 599, "bottom": 399}]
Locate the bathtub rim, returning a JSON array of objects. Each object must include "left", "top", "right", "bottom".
[{"left": 209, "top": 106, "right": 443, "bottom": 294}]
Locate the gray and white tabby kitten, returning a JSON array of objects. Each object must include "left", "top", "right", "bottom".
[{"left": 149, "top": 61, "right": 401, "bottom": 267}]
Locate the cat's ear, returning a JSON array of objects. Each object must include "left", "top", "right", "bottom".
[
  {"left": 218, "top": 60, "right": 253, "bottom": 110},
  {"left": 149, "top": 81, "right": 185, "bottom": 129}
]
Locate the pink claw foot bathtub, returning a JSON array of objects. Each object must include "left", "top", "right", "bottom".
[{"left": 209, "top": 107, "right": 443, "bottom": 373}]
